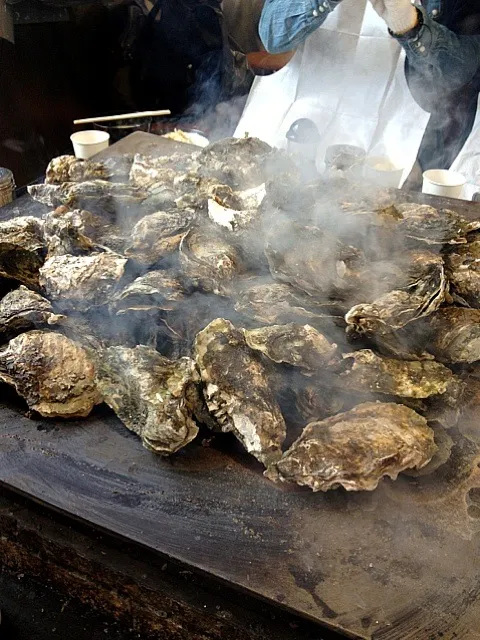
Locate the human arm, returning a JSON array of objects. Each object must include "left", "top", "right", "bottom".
[{"left": 258, "top": 0, "right": 342, "bottom": 54}]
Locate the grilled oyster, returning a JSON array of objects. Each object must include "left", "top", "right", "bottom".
[
  {"left": 265, "top": 220, "right": 365, "bottom": 300},
  {"left": 244, "top": 323, "right": 337, "bottom": 373},
  {"left": 28, "top": 181, "right": 147, "bottom": 222},
  {"left": 427, "top": 307, "right": 480, "bottom": 363},
  {"left": 444, "top": 239, "right": 480, "bottom": 307},
  {"left": 174, "top": 173, "right": 243, "bottom": 211},
  {"left": 96, "top": 346, "right": 201, "bottom": 455},
  {"left": 129, "top": 153, "right": 194, "bottom": 189},
  {"left": 125, "top": 210, "right": 194, "bottom": 266},
  {"left": 43, "top": 206, "right": 98, "bottom": 257},
  {"left": 194, "top": 318, "right": 286, "bottom": 465},
  {"left": 179, "top": 227, "right": 243, "bottom": 295},
  {"left": 39, "top": 252, "right": 127, "bottom": 312},
  {"left": 0, "top": 330, "right": 100, "bottom": 418},
  {"left": 337, "top": 349, "right": 454, "bottom": 398},
  {"left": 0, "top": 216, "right": 45, "bottom": 288},
  {"left": 196, "top": 137, "right": 273, "bottom": 189},
  {"left": 0, "top": 286, "right": 63, "bottom": 341},
  {"left": 345, "top": 250, "right": 447, "bottom": 343},
  {"left": 234, "top": 279, "right": 342, "bottom": 327},
  {"left": 267, "top": 402, "right": 436, "bottom": 491},
  {"left": 395, "top": 203, "right": 480, "bottom": 245},
  {"left": 110, "top": 270, "right": 186, "bottom": 315},
  {"left": 45, "top": 155, "right": 129, "bottom": 184}
]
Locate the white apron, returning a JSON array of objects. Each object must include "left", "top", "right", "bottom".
[
  {"left": 451, "top": 96, "right": 480, "bottom": 199},
  {"left": 234, "top": 0, "right": 430, "bottom": 181}
]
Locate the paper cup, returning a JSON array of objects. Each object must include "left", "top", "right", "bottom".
[
  {"left": 422, "top": 169, "right": 466, "bottom": 199},
  {"left": 70, "top": 130, "right": 110, "bottom": 159},
  {"left": 365, "top": 156, "right": 404, "bottom": 188}
]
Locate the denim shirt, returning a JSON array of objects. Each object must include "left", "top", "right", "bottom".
[{"left": 259, "top": 0, "right": 480, "bottom": 169}]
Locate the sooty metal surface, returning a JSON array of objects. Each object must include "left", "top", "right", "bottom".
[{"left": 1, "top": 133, "right": 480, "bottom": 640}]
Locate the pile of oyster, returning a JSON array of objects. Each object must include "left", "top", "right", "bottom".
[{"left": 2, "top": 138, "right": 480, "bottom": 492}]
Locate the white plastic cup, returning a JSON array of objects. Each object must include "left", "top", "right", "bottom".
[
  {"left": 70, "top": 130, "right": 110, "bottom": 160},
  {"left": 365, "top": 156, "right": 404, "bottom": 188},
  {"left": 422, "top": 169, "right": 466, "bottom": 199}
]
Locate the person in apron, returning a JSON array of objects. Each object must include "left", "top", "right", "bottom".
[{"left": 236, "top": 0, "right": 480, "bottom": 188}]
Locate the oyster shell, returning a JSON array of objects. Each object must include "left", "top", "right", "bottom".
[
  {"left": 0, "top": 216, "right": 45, "bottom": 288},
  {"left": 194, "top": 318, "right": 286, "bottom": 465},
  {"left": 125, "top": 210, "right": 194, "bottom": 266},
  {"left": 45, "top": 155, "right": 132, "bottom": 184},
  {"left": 0, "top": 286, "right": 63, "bottom": 341},
  {"left": 196, "top": 137, "right": 273, "bottom": 189},
  {"left": 96, "top": 346, "right": 200, "bottom": 454},
  {"left": 337, "top": 349, "right": 454, "bottom": 398},
  {"left": 179, "top": 227, "right": 243, "bottom": 295},
  {"left": 234, "top": 279, "right": 342, "bottom": 328},
  {"left": 427, "top": 307, "right": 480, "bottom": 364},
  {"left": 345, "top": 250, "right": 447, "bottom": 337},
  {"left": 444, "top": 239, "right": 480, "bottom": 307},
  {"left": 43, "top": 206, "right": 97, "bottom": 257},
  {"left": 129, "top": 153, "right": 194, "bottom": 189},
  {"left": 110, "top": 270, "right": 186, "bottom": 315},
  {"left": 265, "top": 221, "right": 365, "bottom": 300},
  {"left": 0, "top": 330, "right": 100, "bottom": 418},
  {"left": 267, "top": 402, "right": 436, "bottom": 491},
  {"left": 39, "top": 252, "right": 128, "bottom": 312},
  {"left": 395, "top": 203, "right": 480, "bottom": 245},
  {"left": 244, "top": 323, "right": 337, "bottom": 373},
  {"left": 28, "top": 181, "right": 147, "bottom": 222}
]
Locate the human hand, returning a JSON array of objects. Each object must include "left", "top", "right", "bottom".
[{"left": 369, "top": 0, "right": 418, "bottom": 35}]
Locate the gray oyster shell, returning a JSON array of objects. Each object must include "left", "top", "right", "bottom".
[
  {"left": 45, "top": 154, "right": 132, "bottom": 184},
  {"left": 39, "top": 252, "right": 127, "bottom": 311},
  {"left": 244, "top": 323, "right": 337, "bottom": 373},
  {"left": 194, "top": 318, "right": 286, "bottom": 466},
  {"left": 265, "top": 221, "right": 365, "bottom": 299},
  {"left": 96, "top": 345, "right": 201, "bottom": 455},
  {"left": 338, "top": 349, "right": 454, "bottom": 398},
  {"left": 129, "top": 153, "right": 194, "bottom": 189},
  {"left": 43, "top": 206, "right": 99, "bottom": 257},
  {"left": 395, "top": 203, "right": 480, "bottom": 245},
  {"left": 445, "top": 239, "right": 480, "bottom": 307},
  {"left": 110, "top": 270, "right": 186, "bottom": 315},
  {"left": 0, "top": 285, "right": 63, "bottom": 341},
  {"left": 427, "top": 307, "right": 480, "bottom": 363},
  {"left": 125, "top": 210, "right": 194, "bottom": 266},
  {"left": 179, "top": 227, "right": 243, "bottom": 295},
  {"left": 0, "top": 216, "right": 45, "bottom": 288},
  {"left": 345, "top": 250, "right": 447, "bottom": 334},
  {"left": 267, "top": 402, "right": 436, "bottom": 492},
  {"left": 0, "top": 330, "right": 100, "bottom": 418}
]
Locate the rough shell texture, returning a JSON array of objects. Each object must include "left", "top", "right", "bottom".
[
  {"left": 268, "top": 402, "right": 436, "bottom": 492},
  {"left": 129, "top": 153, "right": 193, "bottom": 189},
  {"left": 0, "top": 216, "right": 46, "bottom": 288},
  {"left": 244, "top": 323, "right": 337, "bottom": 373},
  {"left": 125, "top": 210, "right": 194, "bottom": 266},
  {"left": 0, "top": 330, "right": 100, "bottom": 418},
  {"left": 194, "top": 318, "right": 286, "bottom": 466},
  {"left": 43, "top": 206, "right": 97, "bottom": 257},
  {"left": 179, "top": 227, "right": 243, "bottom": 295},
  {"left": 0, "top": 286, "right": 63, "bottom": 341},
  {"left": 96, "top": 345, "right": 200, "bottom": 455},
  {"left": 196, "top": 137, "right": 273, "bottom": 189},
  {"left": 39, "top": 252, "right": 127, "bottom": 311},
  {"left": 395, "top": 203, "right": 480, "bottom": 244},
  {"left": 345, "top": 250, "right": 447, "bottom": 334},
  {"left": 445, "top": 240, "right": 480, "bottom": 307},
  {"left": 45, "top": 155, "right": 132, "bottom": 185},
  {"left": 428, "top": 307, "right": 480, "bottom": 364},
  {"left": 338, "top": 349, "right": 454, "bottom": 398},
  {"left": 265, "top": 221, "right": 365, "bottom": 299},
  {"left": 111, "top": 270, "right": 186, "bottom": 315}
]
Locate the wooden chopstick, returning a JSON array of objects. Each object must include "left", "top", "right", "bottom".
[{"left": 73, "top": 110, "right": 171, "bottom": 125}]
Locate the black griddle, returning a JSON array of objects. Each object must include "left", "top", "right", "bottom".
[{"left": 1, "top": 133, "right": 480, "bottom": 640}]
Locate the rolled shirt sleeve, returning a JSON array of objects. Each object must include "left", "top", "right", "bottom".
[
  {"left": 394, "top": 7, "right": 480, "bottom": 105},
  {"left": 259, "top": 0, "right": 342, "bottom": 54}
]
